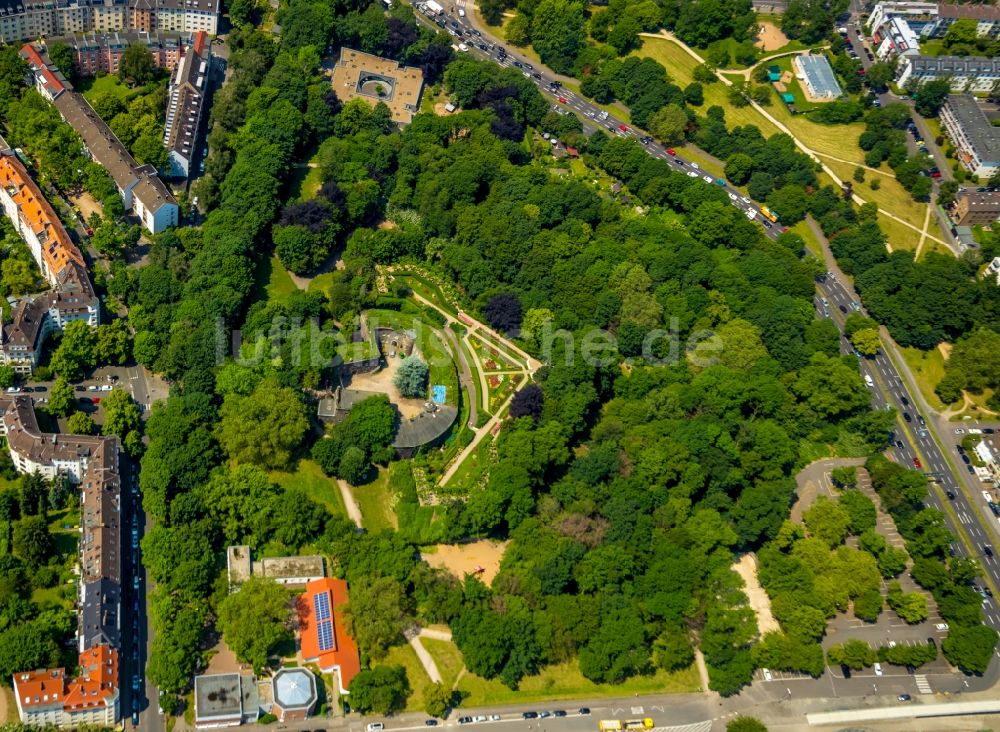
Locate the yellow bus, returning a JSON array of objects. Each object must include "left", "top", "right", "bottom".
[
  {"left": 760, "top": 206, "right": 779, "bottom": 223},
  {"left": 598, "top": 721, "right": 623, "bottom": 731}
]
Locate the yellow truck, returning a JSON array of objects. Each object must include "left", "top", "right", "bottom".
[
  {"left": 760, "top": 206, "right": 779, "bottom": 223},
  {"left": 623, "top": 720, "right": 654, "bottom": 730},
  {"left": 600, "top": 720, "right": 653, "bottom": 731}
]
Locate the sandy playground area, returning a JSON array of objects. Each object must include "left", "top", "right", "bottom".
[
  {"left": 422, "top": 540, "right": 509, "bottom": 585},
  {"left": 755, "top": 21, "right": 790, "bottom": 52},
  {"left": 346, "top": 346, "right": 429, "bottom": 420},
  {"left": 732, "top": 554, "right": 780, "bottom": 636}
]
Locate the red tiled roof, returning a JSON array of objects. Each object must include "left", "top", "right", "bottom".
[
  {"left": 14, "top": 645, "right": 118, "bottom": 713},
  {"left": 20, "top": 44, "right": 66, "bottom": 97},
  {"left": 0, "top": 155, "right": 84, "bottom": 281},
  {"left": 298, "top": 578, "right": 360, "bottom": 692},
  {"left": 193, "top": 30, "right": 207, "bottom": 57}
]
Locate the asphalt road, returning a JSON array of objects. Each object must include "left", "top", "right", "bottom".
[
  {"left": 418, "top": 4, "right": 783, "bottom": 242},
  {"left": 814, "top": 248, "right": 1000, "bottom": 681},
  {"left": 411, "top": 0, "right": 1000, "bottom": 688}
]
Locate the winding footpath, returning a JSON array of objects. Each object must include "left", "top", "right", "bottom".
[{"left": 638, "top": 30, "right": 949, "bottom": 251}]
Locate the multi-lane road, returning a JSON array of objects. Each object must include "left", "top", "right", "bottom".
[
  {"left": 419, "top": 4, "right": 784, "bottom": 242},
  {"left": 417, "top": 1, "right": 1000, "bottom": 671},
  {"left": 816, "top": 252, "right": 1000, "bottom": 657}
]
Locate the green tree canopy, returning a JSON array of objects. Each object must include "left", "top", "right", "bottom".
[
  {"left": 348, "top": 665, "right": 410, "bottom": 715},
  {"left": 217, "top": 577, "right": 293, "bottom": 672},
  {"left": 216, "top": 377, "right": 309, "bottom": 470}
]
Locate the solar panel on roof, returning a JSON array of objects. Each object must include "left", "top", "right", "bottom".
[
  {"left": 313, "top": 591, "right": 331, "bottom": 621},
  {"left": 317, "top": 619, "right": 335, "bottom": 651}
]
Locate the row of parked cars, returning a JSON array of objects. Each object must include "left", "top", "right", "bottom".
[{"left": 367, "top": 709, "right": 592, "bottom": 731}]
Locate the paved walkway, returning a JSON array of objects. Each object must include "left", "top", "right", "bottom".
[
  {"left": 642, "top": 31, "right": 949, "bottom": 252},
  {"left": 409, "top": 633, "right": 443, "bottom": 684}
]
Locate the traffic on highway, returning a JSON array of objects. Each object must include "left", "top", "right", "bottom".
[
  {"left": 415, "top": 0, "right": 786, "bottom": 241},
  {"left": 817, "top": 271, "right": 1000, "bottom": 641},
  {"left": 414, "top": 0, "right": 1000, "bottom": 671}
]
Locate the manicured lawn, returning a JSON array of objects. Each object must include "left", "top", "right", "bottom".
[
  {"left": 790, "top": 219, "right": 822, "bottom": 258},
  {"left": 31, "top": 583, "right": 74, "bottom": 609},
  {"left": 270, "top": 459, "right": 347, "bottom": 517},
  {"left": 297, "top": 166, "right": 323, "bottom": 201},
  {"left": 635, "top": 37, "right": 782, "bottom": 134},
  {"left": 263, "top": 255, "right": 300, "bottom": 306},
  {"left": 824, "top": 158, "right": 929, "bottom": 234},
  {"left": 375, "top": 643, "right": 431, "bottom": 712},
  {"left": 353, "top": 467, "right": 396, "bottom": 532},
  {"left": 422, "top": 638, "right": 701, "bottom": 704},
  {"left": 899, "top": 346, "right": 949, "bottom": 412},
  {"left": 79, "top": 74, "right": 132, "bottom": 102},
  {"left": 459, "top": 659, "right": 701, "bottom": 704},
  {"left": 308, "top": 270, "right": 337, "bottom": 296},
  {"left": 421, "top": 638, "right": 464, "bottom": 689}
]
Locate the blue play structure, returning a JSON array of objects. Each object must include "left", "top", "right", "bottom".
[{"left": 432, "top": 385, "right": 446, "bottom": 404}]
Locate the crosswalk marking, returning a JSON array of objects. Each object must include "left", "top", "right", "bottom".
[{"left": 914, "top": 674, "right": 932, "bottom": 694}]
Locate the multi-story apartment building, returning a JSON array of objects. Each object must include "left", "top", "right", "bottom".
[
  {"left": 952, "top": 190, "right": 1000, "bottom": 226},
  {"left": 52, "top": 29, "right": 192, "bottom": 75},
  {"left": 163, "top": 30, "right": 209, "bottom": 177},
  {"left": 0, "top": 0, "right": 216, "bottom": 43},
  {"left": 21, "top": 42, "right": 179, "bottom": 232},
  {"left": 896, "top": 54, "right": 1000, "bottom": 92},
  {"left": 872, "top": 14, "right": 923, "bottom": 61},
  {"left": 927, "top": 2, "right": 1000, "bottom": 39},
  {"left": 130, "top": 0, "right": 219, "bottom": 34},
  {"left": 0, "top": 149, "right": 100, "bottom": 373},
  {"left": 868, "top": 2, "right": 1000, "bottom": 62},
  {"left": 941, "top": 94, "right": 1000, "bottom": 179},
  {"left": 6, "top": 394, "right": 123, "bottom": 729}
]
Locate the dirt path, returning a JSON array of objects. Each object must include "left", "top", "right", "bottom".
[
  {"left": 337, "top": 478, "right": 364, "bottom": 527},
  {"left": 641, "top": 31, "right": 949, "bottom": 251},
  {"left": 694, "top": 648, "right": 711, "bottom": 695},
  {"left": 732, "top": 554, "right": 779, "bottom": 636}
]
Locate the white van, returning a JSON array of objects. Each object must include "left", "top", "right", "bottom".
[
  {"left": 873, "top": 662, "right": 883, "bottom": 676},
  {"left": 864, "top": 374, "right": 874, "bottom": 387},
  {"left": 458, "top": 7, "right": 465, "bottom": 16}
]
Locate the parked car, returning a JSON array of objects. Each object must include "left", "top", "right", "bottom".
[
  {"left": 424, "top": 721, "right": 439, "bottom": 727},
  {"left": 367, "top": 724, "right": 385, "bottom": 732},
  {"left": 579, "top": 709, "right": 591, "bottom": 716},
  {"left": 897, "top": 694, "right": 911, "bottom": 702},
  {"left": 873, "top": 662, "right": 884, "bottom": 676},
  {"left": 522, "top": 713, "right": 538, "bottom": 720}
]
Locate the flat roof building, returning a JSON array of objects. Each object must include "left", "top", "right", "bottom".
[
  {"left": 226, "top": 545, "right": 325, "bottom": 588},
  {"left": 941, "top": 94, "right": 1000, "bottom": 179},
  {"left": 193, "top": 673, "right": 259, "bottom": 729},
  {"left": 792, "top": 54, "right": 843, "bottom": 100},
  {"left": 952, "top": 190, "right": 1000, "bottom": 226},
  {"left": 330, "top": 48, "right": 424, "bottom": 125}
]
